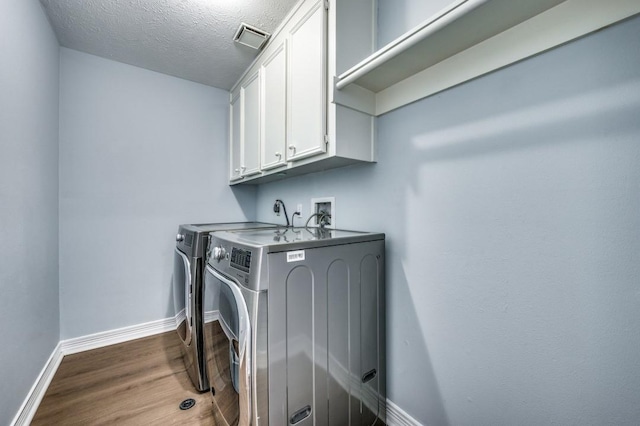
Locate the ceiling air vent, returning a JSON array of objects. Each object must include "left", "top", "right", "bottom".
[{"left": 233, "top": 23, "right": 270, "bottom": 50}]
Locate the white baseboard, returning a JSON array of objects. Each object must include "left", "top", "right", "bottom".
[
  {"left": 60, "top": 316, "right": 176, "bottom": 355},
  {"left": 386, "top": 398, "right": 423, "bottom": 426},
  {"left": 204, "top": 310, "right": 219, "bottom": 323},
  {"left": 10, "top": 342, "right": 63, "bottom": 426}
]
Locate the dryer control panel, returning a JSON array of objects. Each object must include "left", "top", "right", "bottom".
[{"left": 230, "top": 247, "right": 252, "bottom": 273}]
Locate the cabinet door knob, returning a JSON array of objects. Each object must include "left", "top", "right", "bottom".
[
  {"left": 234, "top": 168, "right": 240, "bottom": 173},
  {"left": 275, "top": 152, "right": 281, "bottom": 157},
  {"left": 288, "top": 145, "right": 296, "bottom": 152},
  {"left": 240, "top": 166, "right": 246, "bottom": 171}
]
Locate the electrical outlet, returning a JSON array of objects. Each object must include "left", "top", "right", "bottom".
[
  {"left": 296, "top": 204, "right": 303, "bottom": 213},
  {"left": 310, "top": 197, "right": 335, "bottom": 228}
]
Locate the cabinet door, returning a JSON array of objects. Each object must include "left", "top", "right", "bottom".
[
  {"left": 287, "top": 0, "right": 327, "bottom": 162},
  {"left": 261, "top": 41, "right": 287, "bottom": 171},
  {"left": 241, "top": 71, "right": 261, "bottom": 176},
  {"left": 229, "top": 93, "right": 243, "bottom": 181}
]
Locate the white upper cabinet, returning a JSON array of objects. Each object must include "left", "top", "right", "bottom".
[
  {"left": 240, "top": 71, "right": 261, "bottom": 176},
  {"left": 260, "top": 41, "right": 287, "bottom": 171},
  {"left": 228, "top": 0, "right": 376, "bottom": 185},
  {"left": 230, "top": 71, "right": 261, "bottom": 181},
  {"left": 286, "top": 1, "right": 326, "bottom": 162},
  {"left": 229, "top": 93, "right": 242, "bottom": 181}
]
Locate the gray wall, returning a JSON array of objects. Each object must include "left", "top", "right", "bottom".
[
  {"left": 256, "top": 15, "right": 640, "bottom": 426},
  {"left": 0, "top": 0, "right": 60, "bottom": 422},
  {"left": 377, "top": 0, "right": 453, "bottom": 47},
  {"left": 59, "top": 48, "right": 256, "bottom": 339}
]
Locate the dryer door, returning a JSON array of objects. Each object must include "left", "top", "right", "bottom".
[
  {"left": 204, "top": 265, "right": 251, "bottom": 426},
  {"left": 173, "top": 247, "right": 192, "bottom": 346}
]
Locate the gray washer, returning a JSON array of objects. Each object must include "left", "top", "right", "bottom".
[{"left": 205, "top": 227, "right": 386, "bottom": 425}]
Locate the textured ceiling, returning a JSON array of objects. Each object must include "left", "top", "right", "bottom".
[{"left": 40, "top": 0, "right": 298, "bottom": 90}]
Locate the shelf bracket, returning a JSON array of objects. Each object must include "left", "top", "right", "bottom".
[{"left": 332, "top": 77, "right": 376, "bottom": 116}]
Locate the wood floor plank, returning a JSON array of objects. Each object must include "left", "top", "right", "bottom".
[{"left": 32, "top": 331, "right": 215, "bottom": 425}]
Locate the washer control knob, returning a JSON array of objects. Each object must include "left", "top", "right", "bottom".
[
  {"left": 176, "top": 233, "right": 185, "bottom": 242},
  {"left": 212, "top": 246, "right": 226, "bottom": 261}
]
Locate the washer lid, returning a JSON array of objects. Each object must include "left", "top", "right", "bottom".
[
  {"left": 177, "top": 222, "right": 280, "bottom": 257},
  {"left": 213, "top": 227, "right": 385, "bottom": 253},
  {"left": 180, "top": 222, "right": 279, "bottom": 234}
]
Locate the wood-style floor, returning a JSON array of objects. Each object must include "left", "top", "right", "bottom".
[
  {"left": 32, "top": 331, "right": 215, "bottom": 425},
  {"left": 32, "top": 326, "right": 386, "bottom": 425}
]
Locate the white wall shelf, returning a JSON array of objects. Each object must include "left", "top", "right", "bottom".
[{"left": 335, "top": 0, "right": 640, "bottom": 116}]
